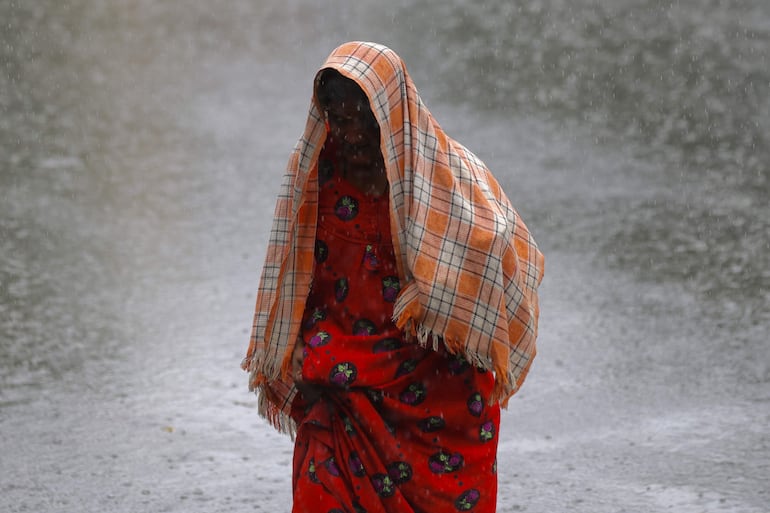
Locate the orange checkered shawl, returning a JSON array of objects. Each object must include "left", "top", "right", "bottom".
[{"left": 243, "top": 42, "right": 544, "bottom": 433}]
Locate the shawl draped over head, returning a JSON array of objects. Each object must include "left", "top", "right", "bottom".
[{"left": 242, "top": 41, "right": 544, "bottom": 433}]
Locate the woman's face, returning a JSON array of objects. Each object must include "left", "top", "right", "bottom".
[{"left": 325, "top": 92, "right": 383, "bottom": 173}]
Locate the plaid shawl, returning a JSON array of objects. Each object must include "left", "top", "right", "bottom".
[{"left": 243, "top": 41, "right": 544, "bottom": 433}]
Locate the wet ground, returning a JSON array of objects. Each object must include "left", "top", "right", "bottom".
[{"left": 1, "top": 1, "right": 768, "bottom": 512}]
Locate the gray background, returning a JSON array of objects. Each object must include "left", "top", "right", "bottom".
[{"left": 1, "top": 1, "right": 768, "bottom": 512}]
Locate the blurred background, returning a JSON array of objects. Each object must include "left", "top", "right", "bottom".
[{"left": 1, "top": 1, "right": 767, "bottom": 511}]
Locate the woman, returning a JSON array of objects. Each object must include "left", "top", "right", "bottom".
[{"left": 243, "top": 42, "right": 544, "bottom": 513}]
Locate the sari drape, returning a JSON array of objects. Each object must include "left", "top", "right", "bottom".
[{"left": 290, "top": 152, "right": 500, "bottom": 513}]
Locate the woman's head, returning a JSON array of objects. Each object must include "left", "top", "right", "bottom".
[
  {"left": 316, "top": 69, "right": 369, "bottom": 111},
  {"left": 315, "top": 69, "right": 386, "bottom": 193}
]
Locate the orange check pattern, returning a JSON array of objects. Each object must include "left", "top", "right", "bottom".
[{"left": 243, "top": 42, "right": 544, "bottom": 432}]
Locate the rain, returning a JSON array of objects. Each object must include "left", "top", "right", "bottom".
[{"left": 1, "top": 0, "right": 768, "bottom": 512}]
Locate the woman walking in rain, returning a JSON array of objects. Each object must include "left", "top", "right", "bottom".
[{"left": 242, "top": 41, "right": 544, "bottom": 513}]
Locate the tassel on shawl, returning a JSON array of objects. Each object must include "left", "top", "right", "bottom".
[
  {"left": 241, "top": 347, "right": 300, "bottom": 437},
  {"left": 393, "top": 282, "right": 515, "bottom": 406}
]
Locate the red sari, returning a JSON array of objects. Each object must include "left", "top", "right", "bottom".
[{"left": 291, "top": 145, "right": 501, "bottom": 513}]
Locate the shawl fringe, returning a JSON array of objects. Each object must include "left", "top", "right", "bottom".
[
  {"left": 242, "top": 350, "right": 300, "bottom": 437},
  {"left": 393, "top": 284, "right": 520, "bottom": 406},
  {"left": 257, "top": 384, "right": 298, "bottom": 438}
]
